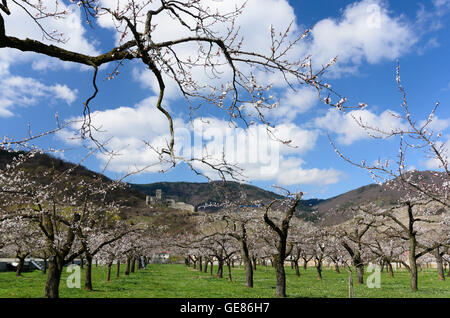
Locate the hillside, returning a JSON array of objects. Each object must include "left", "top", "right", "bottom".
[
  {"left": 130, "top": 181, "right": 282, "bottom": 211},
  {"left": 130, "top": 181, "right": 324, "bottom": 218},
  {"left": 0, "top": 149, "right": 147, "bottom": 211},
  {"left": 309, "top": 170, "right": 448, "bottom": 225},
  {"left": 2, "top": 149, "right": 446, "bottom": 227}
]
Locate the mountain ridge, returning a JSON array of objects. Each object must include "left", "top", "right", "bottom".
[{"left": 1, "top": 149, "right": 446, "bottom": 225}]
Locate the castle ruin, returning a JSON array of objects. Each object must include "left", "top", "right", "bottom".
[{"left": 146, "top": 189, "right": 195, "bottom": 212}]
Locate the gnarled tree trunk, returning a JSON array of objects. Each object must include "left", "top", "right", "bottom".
[
  {"left": 273, "top": 255, "right": 287, "bottom": 298},
  {"left": 409, "top": 235, "right": 418, "bottom": 291},
  {"left": 125, "top": 257, "right": 131, "bottom": 276},
  {"left": 107, "top": 261, "right": 113, "bottom": 282},
  {"left": 15, "top": 253, "right": 27, "bottom": 277},
  {"left": 45, "top": 257, "right": 63, "bottom": 298},
  {"left": 435, "top": 247, "right": 445, "bottom": 281},
  {"left": 131, "top": 257, "right": 136, "bottom": 273},
  {"left": 240, "top": 226, "right": 253, "bottom": 288},
  {"left": 84, "top": 253, "right": 93, "bottom": 291}
]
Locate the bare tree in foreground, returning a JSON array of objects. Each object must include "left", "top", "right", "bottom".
[
  {"left": 263, "top": 192, "right": 302, "bottom": 298},
  {"left": 332, "top": 64, "right": 449, "bottom": 207},
  {"left": 330, "top": 64, "right": 450, "bottom": 291},
  {"left": 0, "top": 150, "right": 140, "bottom": 297},
  {"left": 339, "top": 211, "right": 375, "bottom": 284}
]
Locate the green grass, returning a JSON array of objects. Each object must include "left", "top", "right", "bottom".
[{"left": 0, "top": 264, "right": 449, "bottom": 298}]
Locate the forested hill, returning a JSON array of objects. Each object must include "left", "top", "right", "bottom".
[
  {"left": 130, "top": 181, "right": 283, "bottom": 209},
  {"left": 309, "top": 170, "right": 448, "bottom": 225},
  {"left": 0, "top": 149, "right": 146, "bottom": 208},
  {"left": 130, "top": 181, "right": 326, "bottom": 220}
]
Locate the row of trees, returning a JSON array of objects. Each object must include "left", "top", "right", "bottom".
[
  {"left": 0, "top": 0, "right": 448, "bottom": 300},
  {"left": 171, "top": 195, "right": 448, "bottom": 297},
  {"left": 0, "top": 148, "right": 169, "bottom": 297},
  {"left": 0, "top": 145, "right": 448, "bottom": 298}
]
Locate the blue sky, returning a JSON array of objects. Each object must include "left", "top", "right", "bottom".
[{"left": 1, "top": 0, "right": 449, "bottom": 199}]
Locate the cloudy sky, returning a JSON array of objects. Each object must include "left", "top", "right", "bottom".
[{"left": 1, "top": 0, "right": 449, "bottom": 199}]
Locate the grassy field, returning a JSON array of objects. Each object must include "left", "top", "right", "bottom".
[{"left": 0, "top": 264, "right": 448, "bottom": 298}]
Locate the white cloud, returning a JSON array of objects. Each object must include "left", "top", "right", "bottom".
[
  {"left": 59, "top": 95, "right": 340, "bottom": 186},
  {"left": 188, "top": 128, "right": 340, "bottom": 186},
  {"left": 58, "top": 96, "right": 185, "bottom": 173},
  {"left": 4, "top": 1, "right": 98, "bottom": 54},
  {"left": 0, "top": 99, "right": 14, "bottom": 117},
  {"left": 0, "top": 0, "right": 98, "bottom": 117},
  {"left": 0, "top": 76, "right": 78, "bottom": 117},
  {"left": 314, "top": 108, "right": 408, "bottom": 145},
  {"left": 132, "top": 67, "right": 183, "bottom": 101},
  {"left": 308, "top": 0, "right": 417, "bottom": 76},
  {"left": 273, "top": 88, "right": 318, "bottom": 122},
  {"left": 97, "top": 0, "right": 303, "bottom": 98},
  {"left": 423, "top": 137, "right": 449, "bottom": 170},
  {"left": 432, "top": 0, "right": 450, "bottom": 13},
  {"left": 1, "top": 0, "right": 99, "bottom": 71},
  {"left": 274, "top": 158, "right": 342, "bottom": 186},
  {"left": 420, "top": 116, "right": 450, "bottom": 133},
  {"left": 52, "top": 84, "right": 78, "bottom": 104}
]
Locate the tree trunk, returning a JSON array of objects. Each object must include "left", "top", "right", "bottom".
[
  {"left": 316, "top": 263, "right": 322, "bottom": 280},
  {"left": 45, "top": 257, "right": 63, "bottom": 298},
  {"left": 107, "top": 262, "right": 113, "bottom": 282},
  {"left": 334, "top": 263, "right": 341, "bottom": 274},
  {"left": 294, "top": 260, "right": 300, "bottom": 277},
  {"left": 407, "top": 203, "right": 419, "bottom": 291},
  {"left": 84, "top": 254, "right": 93, "bottom": 291},
  {"left": 16, "top": 255, "right": 26, "bottom": 277},
  {"left": 252, "top": 257, "right": 257, "bottom": 271},
  {"left": 387, "top": 261, "right": 394, "bottom": 278},
  {"left": 131, "top": 257, "right": 136, "bottom": 273},
  {"left": 116, "top": 260, "right": 120, "bottom": 278},
  {"left": 227, "top": 262, "right": 232, "bottom": 281},
  {"left": 217, "top": 259, "right": 224, "bottom": 278},
  {"left": 241, "top": 239, "right": 253, "bottom": 288},
  {"left": 409, "top": 237, "right": 418, "bottom": 291},
  {"left": 348, "top": 270, "right": 354, "bottom": 298},
  {"left": 273, "top": 255, "right": 287, "bottom": 298},
  {"left": 203, "top": 259, "right": 208, "bottom": 273},
  {"left": 125, "top": 257, "right": 131, "bottom": 276},
  {"left": 198, "top": 256, "right": 203, "bottom": 272},
  {"left": 355, "top": 261, "right": 364, "bottom": 284},
  {"left": 435, "top": 247, "right": 445, "bottom": 281},
  {"left": 43, "top": 253, "right": 47, "bottom": 274},
  {"left": 210, "top": 261, "right": 213, "bottom": 276},
  {"left": 302, "top": 258, "right": 308, "bottom": 270}
]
